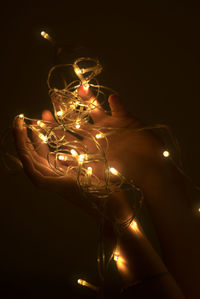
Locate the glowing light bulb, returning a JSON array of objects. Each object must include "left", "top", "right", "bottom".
[
  {"left": 163, "top": 150, "right": 170, "bottom": 158},
  {"left": 39, "top": 134, "right": 48, "bottom": 143},
  {"left": 18, "top": 114, "right": 24, "bottom": 119},
  {"left": 58, "top": 155, "right": 67, "bottom": 161},
  {"left": 198, "top": 208, "right": 200, "bottom": 212},
  {"left": 37, "top": 120, "right": 46, "bottom": 128},
  {"left": 75, "top": 68, "right": 82, "bottom": 75},
  {"left": 95, "top": 133, "right": 103, "bottom": 139},
  {"left": 109, "top": 167, "right": 118, "bottom": 175},
  {"left": 71, "top": 149, "right": 78, "bottom": 157},
  {"left": 41, "top": 31, "right": 51, "bottom": 40},
  {"left": 82, "top": 82, "right": 90, "bottom": 91},
  {"left": 77, "top": 279, "right": 99, "bottom": 291},
  {"left": 75, "top": 120, "right": 80, "bottom": 129},
  {"left": 77, "top": 279, "right": 86, "bottom": 286},
  {"left": 130, "top": 220, "right": 139, "bottom": 232},
  {"left": 56, "top": 111, "right": 63, "bottom": 117},
  {"left": 79, "top": 154, "right": 85, "bottom": 163},
  {"left": 113, "top": 253, "right": 120, "bottom": 261},
  {"left": 87, "top": 167, "right": 92, "bottom": 175}
]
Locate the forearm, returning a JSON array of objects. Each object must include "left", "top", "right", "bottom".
[
  {"left": 114, "top": 221, "right": 185, "bottom": 298},
  {"left": 142, "top": 160, "right": 200, "bottom": 297}
]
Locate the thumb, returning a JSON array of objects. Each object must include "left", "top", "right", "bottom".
[{"left": 108, "top": 94, "right": 128, "bottom": 118}]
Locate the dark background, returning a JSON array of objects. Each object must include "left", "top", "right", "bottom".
[{"left": 0, "top": 1, "right": 200, "bottom": 298}]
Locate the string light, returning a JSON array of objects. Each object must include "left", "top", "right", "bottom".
[
  {"left": 109, "top": 167, "right": 119, "bottom": 176},
  {"left": 3, "top": 31, "right": 194, "bottom": 298},
  {"left": 56, "top": 110, "right": 63, "bottom": 117},
  {"left": 163, "top": 150, "right": 170, "bottom": 158},
  {"left": 40, "top": 31, "right": 54, "bottom": 43},
  {"left": 95, "top": 133, "right": 103, "bottom": 139},
  {"left": 77, "top": 279, "right": 99, "bottom": 291},
  {"left": 38, "top": 133, "right": 48, "bottom": 143},
  {"left": 71, "top": 149, "right": 78, "bottom": 157}
]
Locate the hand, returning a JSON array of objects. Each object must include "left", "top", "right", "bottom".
[
  {"left": 13, "top": 92, "right": 163, "bottom": 222},
  {"left": 88, "top": 93, "right": 164, "bottom": 188}
]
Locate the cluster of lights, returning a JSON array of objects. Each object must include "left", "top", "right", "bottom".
[
  {"left": 18, "top": 41, "right": 143, "bottom": 203},
  {"left": 11, "top": 31, "right": 200, "bottom": 297}
]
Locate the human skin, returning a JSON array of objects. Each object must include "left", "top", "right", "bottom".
[{"left": 13, "top": 93, "right": 200, "bottom": 298}]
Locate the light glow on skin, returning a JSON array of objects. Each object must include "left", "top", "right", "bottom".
[
  {"left": 82, "top": 82, "right": 90, "bottom": 91},
  {"left": 18, "top": 114, "right": 24, "bottom": 119},
  {"left": 163, "top": 150, "right": 170, "bottom": 158}
]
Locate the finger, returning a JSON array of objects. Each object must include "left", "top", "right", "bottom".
[
  {"left": 108, "top": 94, "right": 128, "bottom": 118},
  {"left": 42, "top": 109, "right": 56, "bottom": 123},
  {"left": 90, "top": 98, "right": 108, "bottom": 123},
  {"left": 77, "top": 85, "right": 108, "bottom": 123},
  {"left": 31, "top": 124, "right": 49, "bottom": 159}
]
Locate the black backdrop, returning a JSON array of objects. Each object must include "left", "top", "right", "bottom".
[{"left": 0, "top": 1, "right": 200, "bottom": 298}]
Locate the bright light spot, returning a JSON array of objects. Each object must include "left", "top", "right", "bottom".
[
  {"left": 79, "top": 154, "right": 85, "bottom": 162},
  {"left": 41, "top": 31, "right": 49, "bottom": 39},
  {"left": 113, "top": 253, "right": 120, "bottom": 261},
  {"left": 19, "top": 114, "right": 24, "bottom": 119},
  {"left": 75, "top": 120, "right": 80, "bottom": 129},
  {"left": 95, "top": 134, "right": 103, "bottom": 139},
  {"left": 71, "top": 149, "right": 78, "bottom": 157},
  {"left": 87, "top": 167, "right": 92, "bottom": 175},
  {"left": 39, "top": 134, "right": 48, "bottom": 143},
  {"left": 77, "top": 279, "right": 86, "bottom": 286},
  {"left": 75, "top": 68, "right": 82, "bottom": 75},
  {"left": 37, "top": 120, "right": 45, "bottom": 128},
  {"left": 130, "top": 220, "right": 139, "bottom": 232},
  {"left": 163, "top": 150, "right": 170, "bottom": 158},
  {"left": 56, "top": 111, "right": 63, "bottom": 117},
  {"left": 109, "top": 167, "right": 118, "bottom": 175},
  {"left": 58, "top": 155, "right": 67, "bottom": 161},
  {"left": 198, "top": 208, "right": 200, "bottom": 212}
]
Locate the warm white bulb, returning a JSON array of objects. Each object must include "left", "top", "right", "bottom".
[
  {"left": 109, "top": 167, "right": 118, "bottom": 175},
  {"left": 56, "top": 111, "right": 63, "bottom": 117},
  {"left": 41, "top": 31, "right": 49, "bottom": 39},
  {"left": 37, "top": 120, "right": 45, "bottom": 128},
  {"left": 95, "top": 133, "right": 103, "bottom": 139},
  {"left": 58, "top": 155, "right": 67, "bottom": 161},
  {"left": 79, "top": 154, "right": 85, "bottom": 162},
  {"left": 18, "top": 114, "right": 24, "bottom": 119},
  {"left": 113, "top": 253, "right": 119, "bottom": 261},
  {"left": 71, "top": 149, "right": 78, "bottom": 157},
  {"left": 77, "top": 279, "right": 86, "bottom": 286},
  {"left": 163, "top": 150, "right": 170, "bottom": 158},
  {"left": 87, "top": 167, "right": 92, "bottom": 175},
  {"left": 198, "top": 208, "right": 200, "bottom": 212},
  {"left": 39, "top": 134, "right": 48, "bottom": 143},
  {"left": 75, "top": 68, "right": 82, "bottom": 75}
]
